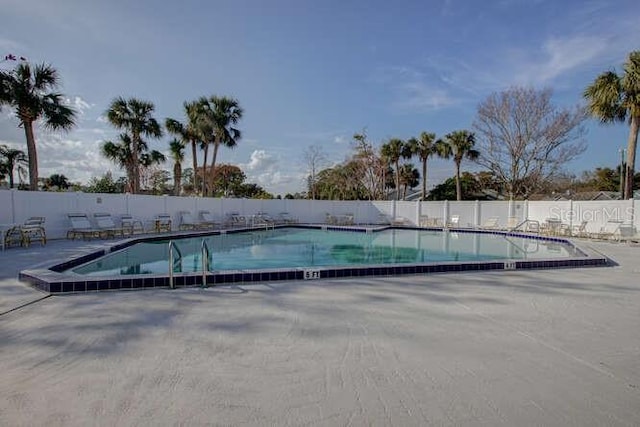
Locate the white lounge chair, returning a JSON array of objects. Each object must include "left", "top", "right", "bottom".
[
  {"left": 120, "top": 214, "right": 144, "bottom": 235},
  {"left": 225, "top": 212, "right": 246, "bottom": 228},
  {"left": 277, "top": 212, "right": 298, "bottom": 224},
  {"left": 254, "top": 212, "right": 276, "bottom": 227},
  {"left": 570, "top": 220, "right": 589, "bottom": 238},
  {"left": 446, "top": 215, "right": 460, "bottom": 228},
  {"left": 590, "top": 220, "right": 622, "bottom": 240},
  {"left": 3, "top": 217, "right": 47, "bottom": 248},
  {"left": 325, "top": 213, "right": 337, "bottom": 225},
  {"left": 179, "top": 211, "right": 209, "bottom": 230},
  {"left": 94, "top": 213, "right": 124, "bottom": 238},
  {"left": 614, "top": 223, "right": 639, "bottom": 244},
  {"left": 67, "top": 213, "right": 102, "bottom": 240},
  {"left": 153, "top": 214, "right": 172, "bottom": 233},
  {"left": 198, "top": 211, "right": 220, "bottom": 229},
  {"left": 479, "top": 217, "right": 499, "bottom": 230}
]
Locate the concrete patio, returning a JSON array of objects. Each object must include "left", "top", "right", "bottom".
[{"left": 1, "top": 238, "right": 639, "bottom": 426}]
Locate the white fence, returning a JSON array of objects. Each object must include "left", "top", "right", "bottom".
[{"left": 0, "top": 189, "right": 638, "bottom": 240}]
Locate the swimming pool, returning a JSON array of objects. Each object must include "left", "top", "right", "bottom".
[
  {"left": 71, "top": 228, "right": 583, "bottom": 276},
  {"left": 20, "top": 226, "right": 608, "bottom": 293}
]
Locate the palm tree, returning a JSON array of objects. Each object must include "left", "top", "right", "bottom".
[
  {"left": 168, "top": 138, "right": 185, "bottom": 195},
  {"left": 106, "top": 97, "right": 163, "bottom": 194},
  {"left": 0, "top": 62, "right": 76, "bottom": 190},
  {"left": 584, "top": 51, "right": 640, "bottom": 199},
  {"left": 102, "top": 134, "right": 135, "bottom": 193},
  {"left": 406, "top": 132, "right": 437, "bottom": 200},
  {"left": 166, "top": 103, "right": 203, "bottom": 194},
  {"left": 438, "top": 130, "right": 479, "bottom": 201},
  {"left": 46, "top": 173, "right": 69, "bottom": 190},
  {"left": 0, "top": 145, "right": 28, "bottom": 188},
  {"left": 380, "top": 138, "right": 405, "bottom": 200},
  {"left": 191, "top": 96, "right": 243, "bottom": 196},
  {"left": 398, "top": 163, "right": 420, "bottom": 200},
  {"left": 101, "top": 133, "right": 165, "bottom": 193}
]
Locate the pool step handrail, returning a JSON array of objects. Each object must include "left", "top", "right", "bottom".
[
  {"left": 168, "top": 240, "right": 182, "bottom": 289},
  {"left": 509, "top": 219, "right": 540, "bottom": 234},
  {"left": 201, "top": 239, "right": 211, "bottom": 288}
]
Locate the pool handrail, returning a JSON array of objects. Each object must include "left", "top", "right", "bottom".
[
  {"left": 168, "top": 240, "right": 182, "bottom": 289},
  {"left": 201, "top": 239, "right": 211, "bottom": 288}
]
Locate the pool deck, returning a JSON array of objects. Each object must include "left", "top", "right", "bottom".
[{"left": 1, "top": 238, "right": 639, "bottom": 425}]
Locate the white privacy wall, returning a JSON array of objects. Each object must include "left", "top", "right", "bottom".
[{"left": 0, "top": 189, "right": 638, "bottom": 240}]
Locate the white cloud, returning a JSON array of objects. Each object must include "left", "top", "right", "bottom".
[
  {"left": 510, "top": 35, "right": 609, "bottom": 86},
  {"left": 244, "top": 150, "right": 277, "bottom": 171},
  {"left": 238, "top": 149, "right": 304, "bottom": 195},
  {"left": 65, "top": 96, "right": 94, "bottom": 116},
  {"left": 333, "top": 135, "right": 347, "bottom": 144},
  {"left": 373, "top": 65, "right": 459, "bottom": 113},
  {"left": 392, "top": 81, "right": 457, "bottom": 112}
]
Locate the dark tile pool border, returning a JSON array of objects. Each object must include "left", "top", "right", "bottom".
[{"left": 19, "top": 225, "right": 610, "bottom": 294}]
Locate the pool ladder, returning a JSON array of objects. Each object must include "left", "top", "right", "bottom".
[
  {"left": 168, "top": 239, "right": 212, "bottom": 289},
  {"left": 201, "top": 239, "right": 211, "bottom": 288},
  {"left": 168, "top": 240, "right": 182, "bottom": 289}
]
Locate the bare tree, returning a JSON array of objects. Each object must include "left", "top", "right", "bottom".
[
  {"left": 303, "top": 144, "right": 327, "bottom": 200},
  {"left": 351, "top": 131, "right": 389, "bottom": 200},
  {"left": 473, "top": 87, "right": 587, "bottom": 199}
]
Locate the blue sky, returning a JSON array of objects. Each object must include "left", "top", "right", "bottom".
[{"left": 1, "top": 0, "right": 638, "bottom": 195}]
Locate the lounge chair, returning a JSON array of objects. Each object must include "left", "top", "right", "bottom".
[
  {"left": 277, "top": 212, "right": 298, "bottom": 224},
  {"left": 333, "top": 213, "right": 354, "bottom": 225},
  {"left": 94, "top": 213, "right": 125, "bottom": 238},
  {"left": 446, "top": 215, "right": 460, "bottom": 228},
  {"left": 198, "top": 211, "right": 220, "bottom": 229},
  {"left": 153, "top": 214, "right": 172, "bottom": 233},
  {"left": 225, "top": 212, "right": 246, "bottom": 228},
  {"left": 120, "top": 214, "right": 144, "bottom": 235},
  {"left": 254, "top": 212, "right": 276, "bottom": 227},
  {"left": 178, "top": 211, "right": 209, "bottom": 230},
  {"left": 391, "top": 216, "right": 410, "bottom": 226},
  {"left": 570, "top": 220, "right": 589, "bottom": 238},
  {"left": 524, "top": 220, "right": 541, "bottom": 234},
  {"left": 478, "top": 217, "right": 499, "bottom": 230},
  {"left": 541, "top": 218, "right": 565, "bottom": 236},
  {"left": 2, "top": 217, "right": 46, "bottom": 248},
  {"left": 2, "top": 226, "right": 23, "bottom": 249},
  {"left": 614, "top": 223, "right": 639, "bottom": 244},
  {"left": 507, "top": 216, "right": 520, "bottom": 230},
  {"left": 21, "top": 217, "right": 47, "bottom": 246},
  {"left": 590, "top": 220, "right": 622, "bottom": 240},
  {"left": 67, "top": 213, "right": 102, "bottom": 240}
]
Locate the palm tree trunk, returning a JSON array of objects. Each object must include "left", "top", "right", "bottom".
[
  {"left": 23, "top": 122, "right": 39, "bottom": 190},
  {"left": 455, "top": 161, "right": 462, "bottom": 201},
  {"left": 191, "top": 140, "right": 198, "bottom": 195},
  {"left": 126, "top": 163, "right": 135, "bottom": 193},
  {"left": 421, "top": 158, "right": 427, "bottom": 201},
  {"left": 173, "top": 163, "right": 182, "bottom": 196},
  {"left": 8, "top": 165, "right": 14, "bottom": 189},
  {"left": 625, "top": 115, "right": 639, "bottom": 199},
  {"left": 395, "top": 160, "right": 400, "bottom": 201},
  {"left": 209, "top": 141, "right": 220, "bottom": 197},
  {"left": 131, "top": 131, "right": 140, "bottom": 194},
  {"left": 201, "top": 144, "right": 209, "bottom": 197}
]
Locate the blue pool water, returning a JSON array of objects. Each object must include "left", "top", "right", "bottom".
[{"left": 69, "top": 228, "right": 583, "bottom": 277}]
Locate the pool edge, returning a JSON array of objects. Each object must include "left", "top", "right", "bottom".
[{"left": 19, "top": 225, "right": 610, "bottom": 294}]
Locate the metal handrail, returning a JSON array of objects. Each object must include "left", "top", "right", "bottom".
[
  {"left": 168, "top": 240, "right": 182, "bottom": 289},
  {"left": 201, "top": 239, "right": 212, "bottom": 288},
  {"left": 509, "top": 219, "right": 540, "bottom": 233}
]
